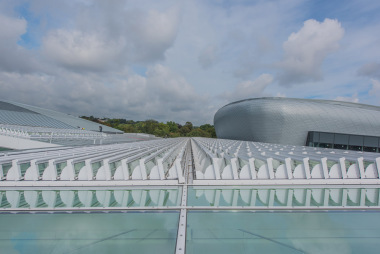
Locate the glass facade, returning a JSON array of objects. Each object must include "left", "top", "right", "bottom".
[{"left": 306, "top": 131, "right": 380, "bottom": 152}]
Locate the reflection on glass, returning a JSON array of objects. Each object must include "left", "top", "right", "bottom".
[
  {"left": 0, "top": 211, "right": 179, "bottom": 254},
  {"left": 187, "top": 211, "right": 380, "bottom": 254},
  {"left": 187, "top": 187, "right": 380, "bottom": 208},
  {"left": 0, "top": 187, "right": 181, "bottom": 209}
]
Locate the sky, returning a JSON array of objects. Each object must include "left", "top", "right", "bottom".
[{"left": 0, "top": 0, "right": 380, "bottom": 125}]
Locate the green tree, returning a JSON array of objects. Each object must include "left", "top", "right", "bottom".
[
  {"left": 179, "top": 125, "right": 191, "bottom": 135},
  {"left": 167, "top": 121, "right": 179, "bottom": 133},
  {"left": 145, "top": 119, "right": 159, "bottom": 134},
  {"left": 185, "top": 122, "right": 193, "bottom": 130},
  {"left": 117, "top": 124, "right": 136, "bottom": 133},
  {"left": 79, "top": 116, "right": 216, "bottom": 138},
  {"left": 153, "top": 123, "right": 170, "bottom": 137},
  {"left": 135, "top": 122, "right": 147, "bottom": 133},
  {"left": 199, "top": 124, "right": 216, "bottom": 138},
  {"left": 187, "top": 128, "right": 209, "bottom": 137}
]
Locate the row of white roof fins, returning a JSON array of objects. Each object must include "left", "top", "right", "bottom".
[
  {"left": 0, "top": 138, "right": 188, "bottom": 183},
  {"left": 0, "top": 124, "right": 157, "bottom": 147},
  {"left": 1, "top": 137, "right": 380, "bottom": 185},
  {"left": 193, "top": 186, "right": 379, "bottom": 208},
  {"left": 0, "top": 186, "right": 378, "bottom": 209},
  {"left": 0, "top": 188, "right": 181, "bottom": 209},
  {"left": 0, "top": 124, "right": 106, "bottom": 139},
  {"left": 192, "top": 138, "right": 380, "bottom": 181}
]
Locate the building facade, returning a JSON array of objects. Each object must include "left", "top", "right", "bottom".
[{"left": 214, "top": 97, "right": 380, "bottom": 151}]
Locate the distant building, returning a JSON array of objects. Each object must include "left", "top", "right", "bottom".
[
  {"left": 0, "top": 100, "right": 158, "bottom": 149},
  {"left": 0, "top": 100, "right": 122, "bottom": 133},
  {"left": 214, "top": 97, "right": 380, "bottom": 152}
]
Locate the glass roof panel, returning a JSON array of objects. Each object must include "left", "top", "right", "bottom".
[
  {"left": 186, "top": 210, "right": 380, "bottom": 254},
  {"left": 0, "top": 211, "right": 179, "bottom": 254}
]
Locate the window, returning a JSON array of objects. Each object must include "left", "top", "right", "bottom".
[
  {"left": 349, "top": 135, "right": 363, "bottom": 151},
  {"left": 334, "top": 134, "right": 348, "bottom": 150},
  {"left": 306, "top": 131, "right": 380, "bottom": 153},
  {"left": 349, "top": 135, "right": 363, "bottom": 146},
  {"left": 319, "top": 133, "right": 333, "bottom": 148},
  {"left": 306, "top": 132, "right": 319, "bottom": 147},
  {"left": 320, "top": 133, "right": 334, "bottom": 143},
  {"left": 364, "top": 137, "right": 378, "bottom": 153}
]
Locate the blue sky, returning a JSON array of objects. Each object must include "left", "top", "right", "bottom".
[{"left": 0, "top": 0, "right": 380, "bottom": 125}]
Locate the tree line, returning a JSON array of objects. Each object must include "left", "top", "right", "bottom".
[{"left": 80, "top": 116, "right": 216, "bottom": 138}]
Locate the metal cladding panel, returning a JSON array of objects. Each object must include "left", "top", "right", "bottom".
[
  {"left": 0, "top": 110, "right": 74, "bottom": 129},
  {"left": 1, "top": 100, "right": 122, "bottom": 133},
  {"left": 214, "top": 97, "right": 380, "bottom": 146},
  {"left": 0, "top": 101, "right": 38, "bottom": 114}
]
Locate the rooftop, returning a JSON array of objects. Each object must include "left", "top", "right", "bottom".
[
  {"left": 1, "top": 137, "right": 380, "bottom": 253},
  {"left": 221, "top": 97, "right": 380, "bottom": 112}
]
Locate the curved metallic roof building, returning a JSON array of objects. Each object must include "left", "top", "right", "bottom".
[{"left": 214, "top": 97, "right": 380, "bottom": 148}]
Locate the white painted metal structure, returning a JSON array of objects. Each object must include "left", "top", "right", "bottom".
[
  {"left": 2, "top": 137, "right": 380, "bottom": 254},
  {"left": 191, "top": 185, "right": 380, "bottom": 209},
  {"left": 0, "top": 138, "right": 188, "bottom": 184},
  {"left": 0, "top": 187, "right": 182, "bottom": 210},
  {"left": 0, "top": 123, "right": 157, "bottom": 147},
  {"left": 0, "top": 124, "right": 105, "bottom": 139},
  {"left": 191, "top": 137, "right": 380, "bottom": 184},
  {"left": 1, "top": 137, "right": 380, "bottom": 185},
  {"left": 1, "top": 185, "right": 379, "bottom": 210}
]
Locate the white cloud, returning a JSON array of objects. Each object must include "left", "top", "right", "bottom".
[
  {"left": 276, "top": 92, "right": 286, "bottom": 98},
  {"left": 220, "top": 73, "right": 274, "bottom": 101},
  {"left": 130, "top": 7, "right": 181, "bottom": 62},
  {"left": 198, "top": 45, "right": 219, "bottom": 69},
  {"left": 0, "top": 14, "right": 39, "bottom": 73},
  {"left": 334, "top": 93, "right": 359, "bottom": 103},
  {"left": 0, "top": 64, "right": 212, "bottom": 125},
  {"left": 358, "top": 62, "right": 380, "bottom": 79},
  {"left": 0, "top": 14, "right": 26, "bottom": 40},
  {"left": 369, "top": 79, "right": 380, "bottom": 98},
  {"left": 277, "top": 18, "right": 344, "bottom": 86},
  {"left": 42, "top": 4, "right": 181, "bottom": 71},
  {"left": 42, "top": 30, "right": 124, "bottom": 71}
]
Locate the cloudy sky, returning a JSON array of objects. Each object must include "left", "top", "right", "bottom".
[{"left": 1, "top": 0, "right": 380, "bottom": 125}]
